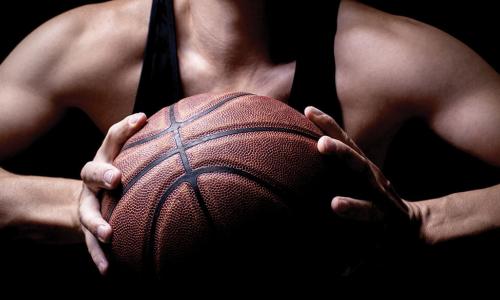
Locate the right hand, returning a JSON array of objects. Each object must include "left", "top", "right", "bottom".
[{"left": 79, "top": 113, "right": 147, "bottom": 275}]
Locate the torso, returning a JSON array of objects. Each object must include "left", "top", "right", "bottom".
[{"left": 70, "top": 0, "right": 421, "bottom": 166}]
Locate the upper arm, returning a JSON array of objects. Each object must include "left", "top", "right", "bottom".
[
  {"left": 402, "top": 19, "right": 500, "bottom": 167},
  {"left": 0, "top": 75, "right": 62, "bottom": 160},
  {"left": 336, "top": 2, "right": 500, "bottom": 166},
  {"left": 0, "top": 8, "right": 87, "bottom": 160},
  {"left": 429, "top": 68, "right": 500, "bottom": 166}
]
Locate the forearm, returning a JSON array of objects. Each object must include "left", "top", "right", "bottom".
[
  {"left": 417, "top": 184, "right": 500, "bottom": 244},
  {"left": 0, "top": 168, "right": 84, "bottom": 243}
]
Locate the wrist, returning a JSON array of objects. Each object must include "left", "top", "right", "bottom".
[
  {"left": 412, "top": 196, "right": 457, "bottom": 245},
  {"left": 0, "top": 172, "right": 21, "bottom": 230},
  {"left": 1, "top": 175, "right": 84, "bottom": 242},
  {"left": 406, "top": 200, "right": 434, "bottom": 244},
  {"left": 70, "top": 180, "right": 84, "bottom": 232}
]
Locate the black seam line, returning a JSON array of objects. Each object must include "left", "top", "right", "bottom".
[
  {"left": 123, "top": 106, "right": 173, "bottom": 150},
  {"left": 184, "top": 126, "right": 320, "bottom": 149},
  {"left": 191, "top": 179, "right": 216, "bottom": 230},
  {"left": 122, "top": 92, "right": 252, "bottom": 150},
  {"left": 146, "top": 165, "right": 291, "bottom": 272},
  {"left": 182, "top": 92, "right": 252, "bottom": 124},
  {"left": 121, "top": 126, "right": 320, "bottom": 195},
  {"left": 122, "top": 148, "right": 177, "bottom": 195},
  {"left": 175, "top": 129, "right": 192, "bottom": 173}
]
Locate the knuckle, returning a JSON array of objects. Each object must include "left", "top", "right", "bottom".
[
  {"left": 106, "top": 124, "right": 120, "bottom": 140},
  {"left": 84, "top": 169, "right": 100, "bottom": 185},
  {"left": 80, "top": 162, "right": 92, "bottom": 180},
  {"left": 359, "top": 158, "right": 372, "bottom": 173},
  {"left": 336, "top": 143, "right": 354, "bottom": 159},
  {"left": 79, "top": 206, "right": 91, "bottom": 228},
  {"left": 336, "top": 142, "right": 349, "bottom": 154},
  {"left": 385, "top": 179, "right": 392, "bottom": 188},
  {"left": 79, "top": 201, "right": 99, "bottom": 231},
  {"left": 107, "top": 122, "right": 130, "bottom": 144},
  {"left": 320, "top": 113, "right": 335, "bottom": 126}
]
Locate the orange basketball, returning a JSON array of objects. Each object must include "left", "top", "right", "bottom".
[{"left": 101, "top": 92, "right": 337, "bottom": 281}]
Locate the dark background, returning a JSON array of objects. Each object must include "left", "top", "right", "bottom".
[{"left": 0, "top": 0, "right": 499, "bottom": 293}]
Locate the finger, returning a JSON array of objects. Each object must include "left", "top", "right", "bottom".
[
  {"left": 318, "top": 136, "right": 393, "bottom": 204},
  {"left": 79, "top": 186, "right": 112, "bottom": 243},
  {"left": 332, "top": 196, "right": 384, "bottom": 222},
  {"left": 81, "top": 161, "right": 122, "bottom": 190},
  {"left": 83, "top": 227, "right": 109, "bottom": 275},
  {"left": 95, "top": 112, "right": 147, "bottom": 161},
  {"left": 318, "top": 136, "right": 370, "bottom": 175},
  {"left": 305, "top": 106, "right": 363, "bottom": 154}
]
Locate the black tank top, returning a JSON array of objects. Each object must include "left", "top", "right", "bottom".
[{"left": 134, "top": 0, "right": 343, "bottom": 127}]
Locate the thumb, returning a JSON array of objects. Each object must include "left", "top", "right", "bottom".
[{"left": 332, "top": 196, "right": 384, "bottom": 222}]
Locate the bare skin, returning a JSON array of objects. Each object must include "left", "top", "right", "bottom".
[{"left": 0, "top": 0, "right": 499, "bottom": 275}]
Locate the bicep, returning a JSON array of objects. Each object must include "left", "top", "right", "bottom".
[
  {"left": 415, "top": 21, "right": 500, "bottom": 167},
  {"left": 0, "top": 6, "right": 99, "bottom": 161},
  {"left": 337, "top": 4, "right": 500, "bottom": 167},
  {"left": 0, "top": 79, "right": 63, "bottom": 160},
  {"left": 0, "top": 15, "right": 76, "bottom": 160},
  {"left": 362, "top": 13, "right": 500, "bottom": 167},
  {"left": 430, "top": 77, "right": 500, "bottom": 167}
]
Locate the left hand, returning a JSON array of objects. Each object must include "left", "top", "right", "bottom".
[{"left": 304, "top": 106, "right": 421, "bottom": 227}]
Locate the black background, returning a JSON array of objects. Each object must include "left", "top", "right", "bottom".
[{"left": 0, "top": 0, "right": 499, "bottom": 293}]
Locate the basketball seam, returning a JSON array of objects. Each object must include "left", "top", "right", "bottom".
[
  {"left": 122, "top": 106, "right": 173, "bottom": 150},
  {"left": 146, "top": 165, "right": 292, "bottom": 274},
  {"left": 110, "top": 93, "right": 318, "bottom": 276},
  {"left": 121, "top": 126, "right": 320, "bottom": 195},
  {"left": 145, "top": 100, "right": 218, "bottom": 275},
  {"left": 180, "top": 92, "right": 252, "bottom": 124},
  {"left": 122, "top": 92, "right": 252, "bottom": 150},
  {"left": 145, "top": 97, "right": 299, "bottom": 275}
]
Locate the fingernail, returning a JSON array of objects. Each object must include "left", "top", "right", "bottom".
[
  {"left": 319, "top": 136, "right": 337, "bottom": 152},
  {"left": 104, "top": 170, "right": 115, "bottom": 185},
  {"left": 97, "top": 224, "right": 110, "bottom": 242},
  {"left": 129, "top": 113, "right": 143, "bottom": 125},
  {"left": 308, "top": 106, "right": 324, "bottom": 116}
]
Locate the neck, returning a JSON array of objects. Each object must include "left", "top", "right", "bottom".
[
  {"left": 176, "top": 0, "right": 271, "bottom": 67},
  {"left": 174, "top": 0, "right": 295, "bottom": 100}
]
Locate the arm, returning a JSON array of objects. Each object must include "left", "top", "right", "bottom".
[
  {"left": 306, "top": 106, "right": 500, "bottom": 245},
  {"left": 0, "top": 169, "right": 82, "bottom": 243},
  {"left": 0, "top": 13, "right": 85, "bottom": 241},
  {"left": 310, "top": 2, "right": 500, "bottom": 244},
  {"left": 0, "top": 6, "right": 102, "bottom": 242},
  {"left": 1, "top": 0, "right": 149, "bottom": 246},
  {"left": 410, "top": 22, "right": 500, "bottom": 244},
  {"left": 385, "top": 9, "right": 500, "bottom": 244}
]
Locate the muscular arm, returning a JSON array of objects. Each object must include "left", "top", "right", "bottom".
[
  {"left": 0, "top": 8, "right": 90, "bottom": 242},
  {"left": 411, "top": 23, "right": 500, "bottom": 244},
  {"left": 0, "top": 0, "right": 148, "bottom": 244},
  {"left": 337, "top": 1, "right": 500, "bottom": 244},
  {"left": 0, "top": 169, "right": 82, "bottom": 243}
]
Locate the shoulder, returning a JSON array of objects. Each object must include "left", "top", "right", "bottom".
[
  {"left": 334, "top": 0, "right": 491, "bottom": 118},
  {"left": 1, "top": 0, "right": 151, "bottom": 106}
]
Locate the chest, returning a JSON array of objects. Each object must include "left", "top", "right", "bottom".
[{"left": 84, "top": 58, "right": 406, "bottom": 167}]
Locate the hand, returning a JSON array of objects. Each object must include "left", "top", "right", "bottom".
[
  {"left": 304, "top": 106, "right": 421, "bottom": 229},
  {"left": 79, "top": 113, "right": 147, "bottom": 275}
]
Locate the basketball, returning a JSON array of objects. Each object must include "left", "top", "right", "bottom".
[{"left": 101, "top": 92, "right": 337, "bottom": 280}]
